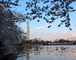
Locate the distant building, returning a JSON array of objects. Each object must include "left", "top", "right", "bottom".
[{"left": 26, "top": 21, "right": 30, "bottom": 40}]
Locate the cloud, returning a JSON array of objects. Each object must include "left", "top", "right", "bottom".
[
  {"left": 63, "top": 31, "right": 68, "bottom": 34},
  {"left": 72, "top": 33, "right": 76, "bottom": 37},
  {"left": 53, "top": 34, "right": 56, "bottom": 36},
  {"left": 45, "top": 28, "right": 49, "bottom": 30},
  {"left": 31, "top": 26, "right": 45, "bottom": 31},
  {"left": 31, "top": 25, "right": 52, "bottom": 31},
  {"left": 34, "top": 26, "right": 45, "bottom": 30},
  {"left": 51, "top": 31, "right": 58, "bottom": 33}
]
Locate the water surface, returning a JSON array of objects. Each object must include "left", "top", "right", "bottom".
[{"left": 16, "top": 45, "right": 76, "bottom": 60}]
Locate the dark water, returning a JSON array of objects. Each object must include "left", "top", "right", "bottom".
[
  {"left": 16, "top": 45, "right": 76, "bottom": 60},
  {"left": 1, "top": 45, "right": 76, "bottom": 60}
]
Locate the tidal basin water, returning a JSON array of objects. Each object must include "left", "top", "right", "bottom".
[{"left": 16, "top": 45, "right": 76, "bottom": 60}]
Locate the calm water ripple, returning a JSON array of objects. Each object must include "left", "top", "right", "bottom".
[{"left": 16, "top": 45, "right": 76, "bottom": 60}]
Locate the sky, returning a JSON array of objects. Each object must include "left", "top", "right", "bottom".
[{"left": 12, "top": 0, "right": 76, "bottom": 41}]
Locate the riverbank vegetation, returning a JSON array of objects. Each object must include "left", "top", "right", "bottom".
[{"left": 22, "top": 38, "right": 76, "bottom": 45}]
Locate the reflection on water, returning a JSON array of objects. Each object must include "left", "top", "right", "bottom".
[
  {"left": 1, "top": 45, "right": 76, "bottom": 60},
  {"left": 16, "top": 45, "right": 76, "bottom": 60}
]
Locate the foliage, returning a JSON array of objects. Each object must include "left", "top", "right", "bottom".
[
  {"left": 0, "top": 5, "right": 26, "bottom": 54},
  {"left": 25, "top": 0, "right": 76, "bottom": 30},
  {"left": 0, "top": 0, "right": 19, "bottom": 7},
  {"left": 0, "top": 0, "right": 76, "bottom": 30},
  {"left": 1, "top": 0, "right": 76, "bottom": 30}
]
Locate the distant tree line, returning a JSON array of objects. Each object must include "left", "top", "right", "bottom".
[
  {"left": 22, "top": 38, "right": 76, "bottom": 45},
  {"left": 53, "top": 39, "right": 76, "bottom": 45}
]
